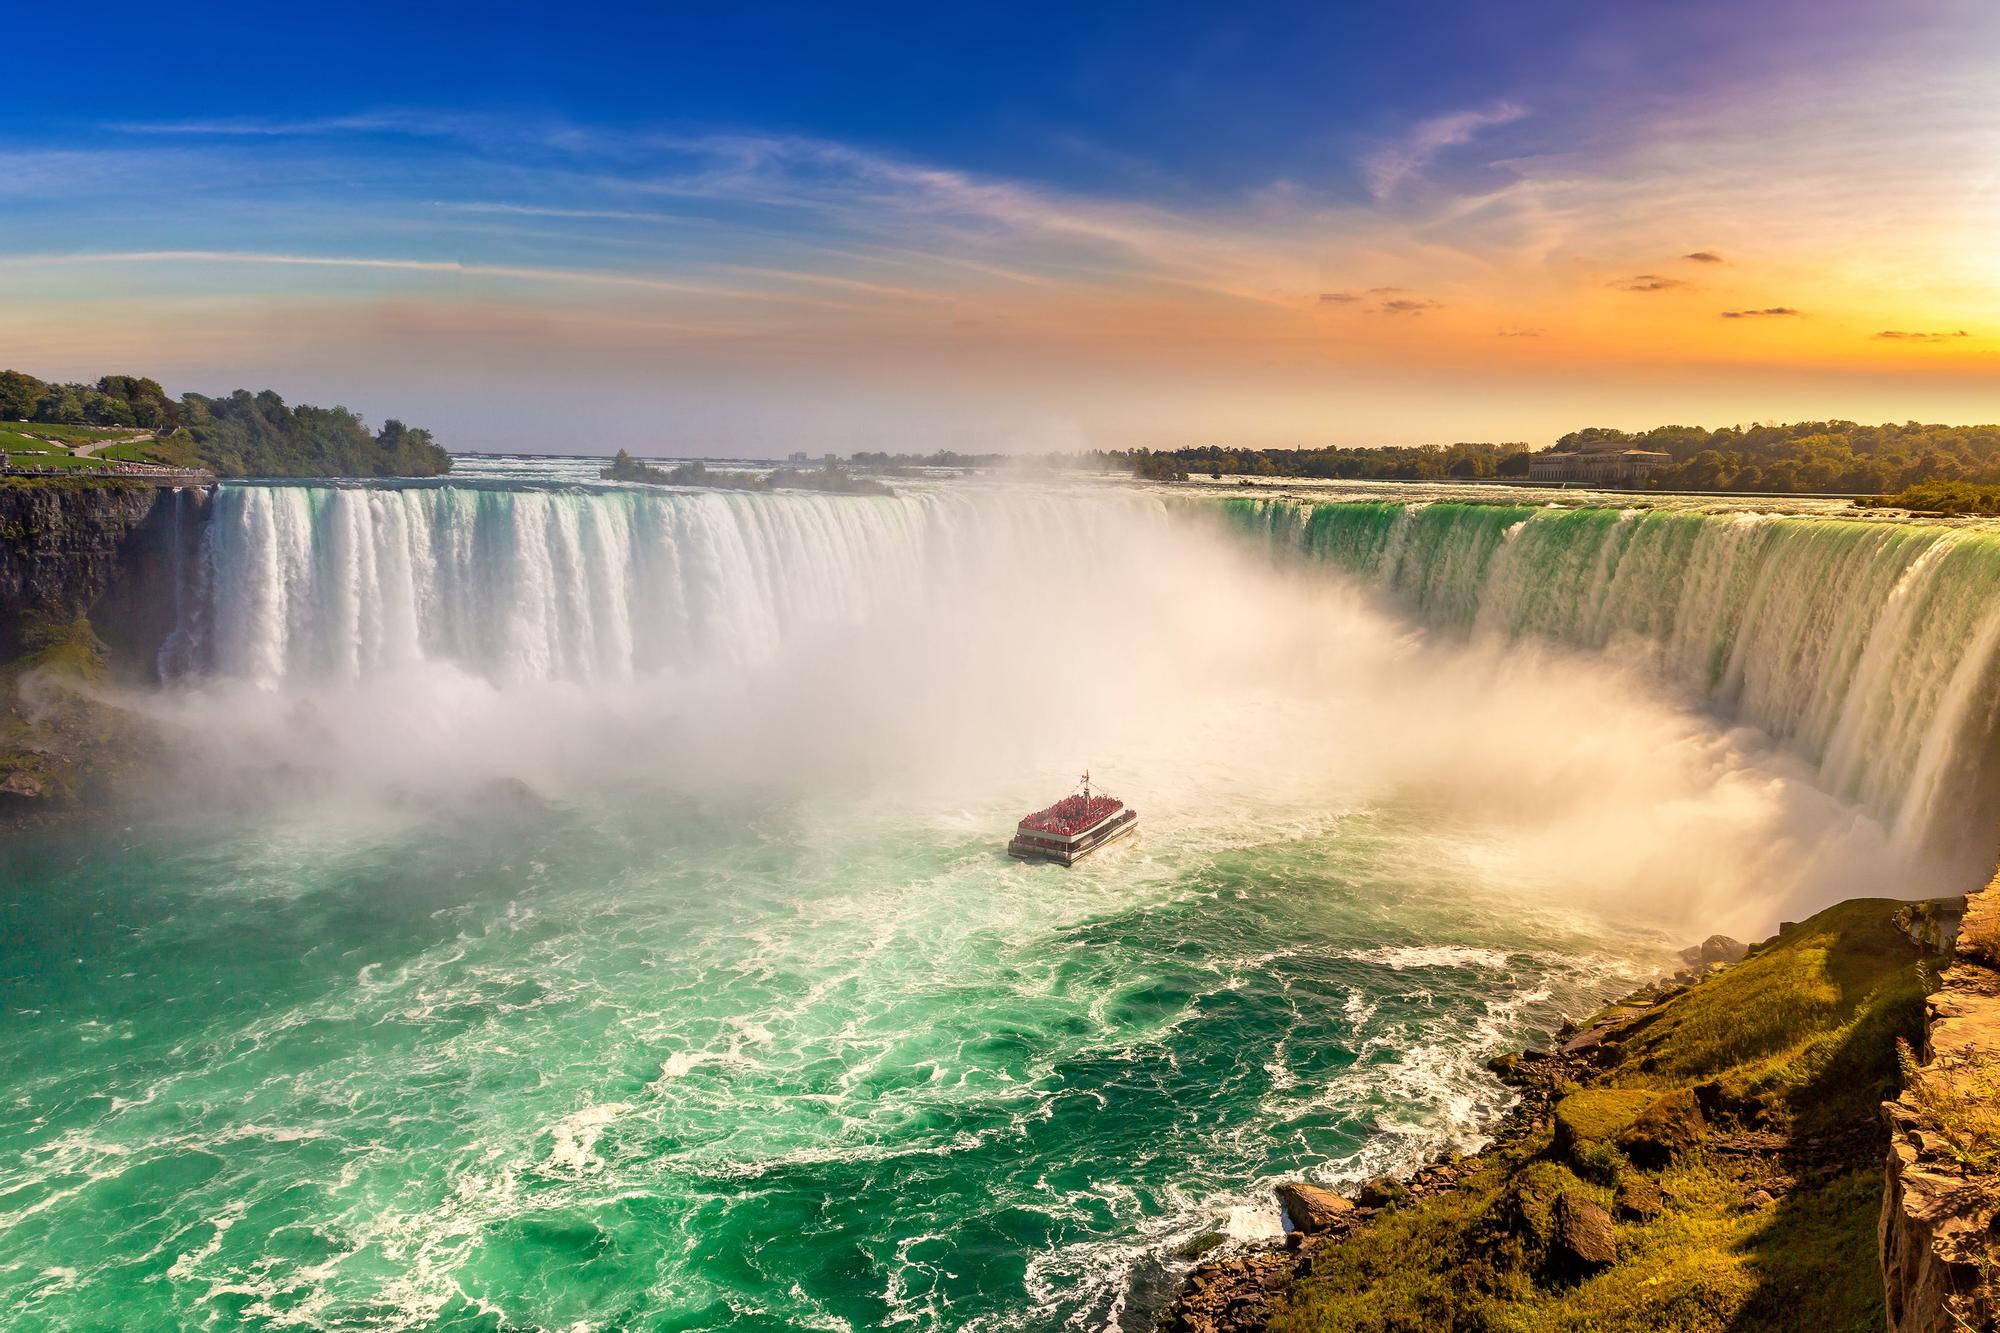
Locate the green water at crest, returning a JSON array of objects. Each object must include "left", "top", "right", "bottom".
[{"left": 0, "top": 795, "right": 1647, "bottom": 1331}]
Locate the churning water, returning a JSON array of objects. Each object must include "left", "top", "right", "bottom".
[{"left": 0, "top": 465, "right": 1986, "bottom": 1330}]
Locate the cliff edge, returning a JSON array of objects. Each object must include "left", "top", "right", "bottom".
[{"left": 1882, "top": 876, "right": 2000, "bottom": 1331}]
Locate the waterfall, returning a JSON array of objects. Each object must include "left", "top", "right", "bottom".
[
  {"left": 182, "top": 481, "right": 2000, "bottom": 866},
  {"left": 191, "top": 481, "right": 1161, "bottom": 687},
  {"left": 1223, "top": 497, "right": 2000, "bottom": 860}
]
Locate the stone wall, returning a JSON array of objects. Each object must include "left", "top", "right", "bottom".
[{"left": 1881, "top": 874, "right": 2000, "bottom": 1332}]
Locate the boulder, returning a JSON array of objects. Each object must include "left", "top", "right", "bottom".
[
  {"left": 1553, "top": 1089, "right": 1657, "bottom": 1165},
  {"left": 1678, "top": 934, "right": 1748, "bottom": 969},
  {"left": 1355, "top": 1176, "right": 1406, "bottom": 1209},
  {"left": 1743, "top": 1188, "right": 1774, "bottom": 1210},
  {"left": 1616, "top": 1088, "right": 1707, "bottom": 1168},
  {"left": 1613, "top": 1172, "right": 1664, "bottom": 1221},
  {"left": 1551, "top": 1191, "right": 1618, "bottom": 1271},
  {"left": 0, "top": 769, "right": 44, "bottom": 799},
  {"left": 1274, "top": 1182, "right": 1353, "bottom": 1235}
]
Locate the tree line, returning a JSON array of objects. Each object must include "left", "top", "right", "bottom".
[
  {"left": 0, "top": 369, "right": 450, "bottom": 478},
  {"left": 1104, "top": 422, "right": 2000, "bottom": 495}
]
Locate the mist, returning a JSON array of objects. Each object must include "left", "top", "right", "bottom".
[{"left": 114, "top": 481, "right": 1937, "bottom": 940}]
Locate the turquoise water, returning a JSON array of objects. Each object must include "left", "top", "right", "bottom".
[{"left": 0, "top": 794, "right": 1649, "bottom": 1331}]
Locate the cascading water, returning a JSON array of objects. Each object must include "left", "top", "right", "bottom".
[
  {"left": 192, "top": 481, "right": 1161, "bottom": 686},
  {"left": 1222, "top": 496, "right": 2000, "bottom": 865}
]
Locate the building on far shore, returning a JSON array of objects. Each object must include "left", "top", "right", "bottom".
[{"left": 1527, "top": 439, "right": 1672, "bottom": 486}]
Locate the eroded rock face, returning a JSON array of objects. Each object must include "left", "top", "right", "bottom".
[
  {"left": 0, "top": 483, "right": 210, "bottom": 673},
  {"left": 1275, "top": 1182, "right": 1353, "bottom": 1235},
  {"left": 1880, "top": 882, "right": 2000, "bottom": 1333}
]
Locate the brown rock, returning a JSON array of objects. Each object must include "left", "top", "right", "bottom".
[
  {"left": 1616, "top": 1088, "right": 1707, "bottom": 1168},
  {"left": 1275, "top": 1182, "right": 1353, "bottom": 1234},
  {"left": 1744, "top": 1188, "right": 1775, "bottom": 1210},
  {"left": 1551, "top": 1191, "right": 1618, "bottom": 1271},
  {"left": 1355, "top": 1176, "right": 1406, "bottom": 1208},
  {"left": 0, "top": 770, "right": 44, "bottom": 799},
  {"left": 1614, "top": 1173, "right": 1663, "bottom": 1221}
]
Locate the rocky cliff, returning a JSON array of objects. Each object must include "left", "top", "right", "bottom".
[
  {"left": 0, "top": 479, "right": 210, "bottom": 675},
  {"left": 1881, "top": 877, "right": 2000, "bottom": 1332}
]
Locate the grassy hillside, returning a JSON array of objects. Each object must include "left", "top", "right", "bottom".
[{"left": 1266, "top": 900, "right": 1927, "bottom": 1333}]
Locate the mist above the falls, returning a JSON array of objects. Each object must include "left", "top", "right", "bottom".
[{"left": 125, "top": 482, "right": 1946, "bottom": 937}]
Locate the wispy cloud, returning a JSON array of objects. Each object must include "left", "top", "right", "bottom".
[
  {"left": 1720, "top": 307, "right": 1801, "bottom": 318},
  {"left": 1683, "top": 251, "right": 1724, "bottom": 263},
  {"left": 0, "top": 250, "right": 869, "bottom": 309},
  {"left": 1363, "top": 102, "right": 1527, "bottom": 199},
  {"left": 1874, "top": 329, "right": 1970, "bottom": 341},
  {"left": 1613, "top": 275, "right": 1688, "bottom": 292},
  {"left": 1376, "top": 297, "right": 1442, "bottom": 315}
]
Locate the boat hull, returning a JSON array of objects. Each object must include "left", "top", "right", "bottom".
[{"left": 1007, "top": 809, "right": 1138, "bottom": 866}]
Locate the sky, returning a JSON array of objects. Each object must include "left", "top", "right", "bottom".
[{"left": 2, "top": 0, "right": 1998, "bottom": 454}]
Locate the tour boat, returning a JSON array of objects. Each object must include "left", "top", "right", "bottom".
[{"left": 1007, "top": 772, "right": 1138, "bottom": 866}]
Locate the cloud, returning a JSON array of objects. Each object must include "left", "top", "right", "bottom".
[
  {"left": 1874, "top": 329, "right": 1970, "bottom": 342},
  {"left": 1497, "top": 327, "right": 1544, "bottom": 338},
  {"left": 0, "top": 249, "right": 867, "bottom": 309},
  {"left": 1363, "top": 102, "right": 1528, "bottom": 199},
  {"left": 1684, "top": 251, "right": 1725, "bottom": 263},
  {"left": 1319, "top": 291, "right": 1360, "bottom": 303},
  {"left": 1376, "top": 297, "right": 1442, "bottom": 315},
  {"left": 1720, "top": 307, "right": 1801, "bottom": 318},
  {"left": 1613, "top": 275, "right": 1688, "bottom": 292}
]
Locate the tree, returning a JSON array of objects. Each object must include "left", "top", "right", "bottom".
[
  {"left": 32, "top": 385, "right": 86, "bottom": 424},
  {"left": 0, "top": 370, "right": 45, "bottom": 421}
]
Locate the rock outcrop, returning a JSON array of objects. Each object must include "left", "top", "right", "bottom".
[
  {"left": 0, "top": 480, "right": 210, "bottom": 674},
  {"left": 1275, "top": 1183, "right": 1352, "bottom": 1234},
  {"left": 1880, "top": 877, "right": 2000, "bottom": 1333}
]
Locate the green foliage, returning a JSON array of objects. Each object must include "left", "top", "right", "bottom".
[
  {"left": 1101, "top": 422, "right": 2000, "bottom": 495},
  {"left": 1863, "top": 479, "right": 2000, "bottom": 515},
  {"left": 0, "top": 370, "right": 44, "bottom": 421},
  {"left": 173, "top": 391, "right": 449, "bottom": 478},
  {"left": 0, "top": 370, "right": 449, "bottom": 478}
]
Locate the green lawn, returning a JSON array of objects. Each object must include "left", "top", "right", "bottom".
[{"left": 0, "top": 421, "right": 136, "bottom": 443}]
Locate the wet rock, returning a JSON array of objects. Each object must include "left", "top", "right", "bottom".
[
  {"left": 1616, "top": 1088, "right": 1707, "bottom": 1168},
  {"left": 1174, "top": 1231, "right": 1227, "bottom": 1260},
  {"left": 1276, "top": 1182, "right": 1353, "bottom": 1234},
  {"left": 1551, "top": 1191, "right": 1618, "bottom": 1271},
  {"left": 1614, "top": 1172, "right": 1664, "bottom": 1221}
]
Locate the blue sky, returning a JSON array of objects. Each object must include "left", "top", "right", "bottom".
[{"left": 1, "top": 1, "right": 1996, "bottom": 453}]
